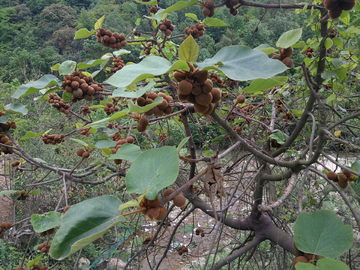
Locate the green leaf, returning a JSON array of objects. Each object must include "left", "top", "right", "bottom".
[
  {"left": 95, "top": 140, "right": 116, "bottom": 149},
  {"left": 276, "top": 28, "right": 303, "bottom": 48},
  {"left": 127, "top": 97, "right": 163, "bottom": 113},
  {"left": 290, "top": 109, "right": 303, "bottom": 117},
  {"left": 339, "top": 10, "right": 350, "bottom": 25},
  {"left": 59, "top": 60, "right": 77, "bottom": 75},
  {"left": 294, "top": 210, "right": 353, "bottom": 258},
  {"left": 321, "top": 70, "right": 338, "bottom": 80},
  {"left": 178, "top": 35, "right": 199, "bottom": 64},
  {"left": 102, "top": 148, "right": 113, "bottom": 157},
  {"left": 177, "top": 137, "right": 190, "bottom": 152},
  {"left": 109, "top": 144, "right": 142, "bottom": 161},
  {"left": 351, "top": 160, "right": 360, "bottom": 173},
  {"left": 31, "top": 212, "right": 62, "bottom": 233},
  {"left": 204, "top": 17, "right": 228, "bottom": 27},
  {"left": 350, "top": 182, "right": 360, "bottom": 198},
  {"left": 136, "top": 0, "right": 157, "bottom": 5},
  {"left": 324, "top": 38, "right": 334, "bottom": 49},
  {"left": 85, "top": 110, "right": 128, "bottom": 127},
  {"left": 94, "top": 15, "right": 105, "bottom": 30},
  {"left": 295, "top": 263, "right": 316, "bottom": 270},
  {"left": 0, "top": 115, "right": 8, "bottom": 123},
  {"left": 106, "top": 57, "right": 189, "bottom": 87},
  {"left": 29, "top": 188, "right": 40, "bottom": 195},
  {"left": 113, "top": 81, "right": 155, "bottom": 98},
  {"left": 337, "top": 69, "right": 347, "bottom": 81},
  {"left": 327, "top": 94, "right": 336, "bottom": 103},
  {"left": 113, "top": 49, "right": 131, "bottom": 56},
  {"left": 269, "top": 131, "right": 288, "bottom": 144},
  {"left": 51, "top": 63, "right": 60, "bottom": 71},
  {"left": 185, "top": 13, "right": 198, "bottom": 21},
  {"left": 62, "top": 92, "right": 72, "bottom": 102},
  {"left": 125, "top": 147, "right": 179, "bottom": 200},
  {"left": 244, "top": 77, "right": 287, "bottom": 94},
  {"left": 158, "top": 0, "right": 198, "bottom": 14},
  {"left": 27, "top": 255, "right": 42, "bottom": 269},
  {"left": 332, "top": 38, "right": 343, "bottom": 49},
  {"left": 70, "top": 138, "right": 89, "bottom": 148},
  {"left": 315, "top": 258, "right": 350, "bottom": 270},
  {"left": 254, "top": 44, "right": 276, "bottom": 55},
  {"left": 77, "top": 59, "right": 108, "bottom": 70},
  {"left": 0, "top": 190, "right": 18, "bottom": 195},
  {"left": 12, "top": 75, "right": 62, "bottom": 99},
  {"left": 74, "top": 28, "right": 96, "bottom": 39},
  {"left": 49, "top": 196, "right": 125, "bottom": 260},
  {"left": 197, "top": 45, "right": 288, "bottom": 81},
  {"left": 4, "top": 103, "right": 28, "bottom": 115},
  {"left": 292, "top": 41, "right": 306, "bottom": 48}
]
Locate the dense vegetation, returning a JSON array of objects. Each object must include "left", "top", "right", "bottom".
[{"left": 0, "top": 0, "right": 360, "bottom": 270}]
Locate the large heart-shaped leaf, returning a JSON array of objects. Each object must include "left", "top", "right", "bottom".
[
  {"left": 276, "top": 28, "right": 303, "bottom": 48},
  {"left": 125, "top": 146, "right": 179, "bottom": 200},
  {"left": 197, "top": 45, "right": 288, "bottom": 81},
  {"left": 4, "top": 103, "right": 28, "bottom": 115},
  {"left": 49, "top": 196, "right": 124, "bottom": 260},
  {"left": 59, "top": 60, "right": 77, "bottom": 75},
  {"left": 294, "top": 210, "right": 353, "bottom": 258},
  {"left": 12, "top": 75, "right": 62, "bottom": 99},
  {"left": 94, "top": 140, "right": 116, "bottom": 149},
  {"left": 31, "top": 211, "right": 62, "bottom": 233},
  {"left": 106, "top": 57, "right": 189, "bottom": 87}
]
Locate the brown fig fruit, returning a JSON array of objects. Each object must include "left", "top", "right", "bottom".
[
  {"left": 156, "top": 206, "right": 168, "bottom": 220},
  {"left": 173, "top": 194, "right": 186, "bottom": 208},
  {"left": 147, "top": 196, "right": 160, "bottom": 208},
  {"left": 76, "top": 149, "right": 85, "bottom": 157},
  {"left": 163, "top": 188, "right": 175, "bottom": 198},
  {"left": 82, "top": 151, "right": 90, "bottom": 158},
  {"left": 328, "top": 8, "right": 342, "bottom": 19},
  {"left": 178, "top": 80, "right": 193, "bottom": 95},
  {"left": 337, "top": 173, "right": 347, "bottom": 182},
  {"left": 327, "top": 171, "right": 338, "bottom": 181},
  {"left": 282, "top": 57, "right": 294, "bottom": 68},
  {"left": 147, "top": 208, "right": 160, "bottom": 220},
  {"left": 236, "top": 95, "right": 245, "bottom": 104}
]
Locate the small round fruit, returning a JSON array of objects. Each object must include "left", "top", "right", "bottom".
[
  {"left": 147, "top": 196, "right": 160, "bottom": 208},
  {"left": 338, "top": 180, "right": 348, "bottom": 189},
  {"left": 326, "top": 171, "right": 338, "bottom": 181},
  {"left": 126, "top": 136, "right": 134, "bottom": 144},
  {"left": 282, "top": 57, "right": 293, "bottom": 68},
  {"left": 178, "top": 80, "right": 193, "bottom": 95},
  {"left": 163, "top": 188, "right": 175, "bottom": 198},
  {"left": 292, "top": 256, "right": 309, "bottom": 268},
  {"left": 147, "top": 208, "right": 160, "bottom": 220},
  {"left": 236, "top": 95, "right": 245, "bottom": 104},
  {"left": 82, "top": 151, "right": 90, "bottom": 158},
  {"left": 137, "top": 123, "right": 147, "bottom": 132},
  {"left": 337, "top": 173, "right": 347, "bottom": 182},
  {"left": 342, "top": 169, "right": 351, "bottom": 178},
  {"left": 195, "top": 93, "right": 213, "bottom": 106},
  {"left": 139, "top": 116, "right": 149, "bottom": 126},
  {"left": 76, "top": 149, "right": 85, "bottom": 157},
  {"left": 156, "top": 206, "right": 167, "bottom": 220},
  {"left": 173, "top": 194, "right": 186, "bottom": 208},
  {"left": 283, "top": 47, "right": 293, "bottom": 58},
  {"left": 328, "top": 8, "right": 342, "bottom": 19}
]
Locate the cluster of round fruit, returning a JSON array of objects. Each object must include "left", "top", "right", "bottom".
[
  {"left": 177, "top": 245, "right": 189, "bottom": 255},
  {"left": 62, "top": 71, "right": 103, "bottom": 102},
  {"left": 0, "top": 121, "right": 16, "bottom": 131},
  {"left": 136, "top": 92, "right": 174, "bottom": 117},
  {"left": 81, "top": 105, "right": 91, "bottom": 115},
  {"left": 47, "top": 93, "right": 71, "bottom": 114},
  {"left": 233, "top": 126, "right": 242, "bottom": 135},
  {"left": 143, "top": 42, "right": 152, "bottom": 55},
  {"left": 28, "top": 265, "right": 48, "bottom": 270},
  {"left": 159, "top": 132, "right": 167, "bottom": 143},
  {"left": 163, "top": 188, "right": 187, "bottom": 208},
  {"left": 327, "top": 169, "right": 356, "bottom": 189},
  {"left": 107, "top": 122, "right": 120, "bottom": 129},
  {"left": 0, "top": 134, "right": 14, "bottom": 154},
  {"left": 241, "top": 104, "right": 256, "bottom": 114},
  {"left": 42, "top": 134, "right": 65, "bottom": 145},
  {"left": 76, "top": 148, "right": 90, "bottom": 159},
  {"left": 110, "top": 56, "right": 125, "bottom": 74},
  {"left": 80, "top": 127, "right": 91, "bottom": 136},
  {"left": 0, "top": 222, "right": 12, "bottom": 238},
  {"left": 174, "top": 67, "right": 221, "bottom": 115},
  {"left": 37, "top": 241, "right": 51, "bottom": 253},
  {"left": 195, "top": 227, "right": 205, "bottom": 237},
  {"left": 39, "top": 228, "right": 55, "bottom": 237},
  {"left": 276, "top": 98, "right": 285, "bottom": 114},
  {"left": 158, "top": 19, "right": 175, "bottom": 37},
  {"left": 184, "top": 23, "right": 205, "bottom": 39},
  {"left": 139, "top": 196, "right": 168, "bottom": 220},
  {"left": 149, "top": 6, "right": 160, "bottom": 14},
  {"left": 323, "top": 0, "right": 356, "bottom": 19},
  {"left": 112, "top": 136, "right": 134, "bottom": 165},
  {"left": 225, "top": 0, "right": 239, "bottom": 15},
  {"left": 304, "top": 47, "right": 314, "bottom": 58},
  {"left": 96, "top": 28, "right": 127, "bottom": 49},
  {"left": 17, "top": 190, "right": 29, "bottom": 201},
  {"left": 0, "top": 110, "right": 5, "bottom": 116},
  {"left": 104, "top": 102, "right": 120, "bottom": 116},
  {"left": 282, "top": 112, "right": 294, "bottom": 121},
  {"left": 11, "top": 160, "right": 21, "bottom": 167},
  {"left": 272, "top": 47, "right": 294, "bottom": 68},
  {"left": 202, "top": 0, "right": 215, "bottom": 17}
]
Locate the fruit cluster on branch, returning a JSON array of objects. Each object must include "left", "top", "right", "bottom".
[
  {"left": 139, "top": 196, "right": 168, "bottom": 220},
  {"left": 62, "top": 71, "right": 103, "bottom": 102},
  {"left": 304, "top": 47, "right": 314, "bottom": 58},
  {"left": 327, "top": 169, "right": 356, "bottom": 189},
  {"left": 103, "top": 101, "right": 120, "bottom": 115},
  {"left": 39, "top": 228, "right": 55, "bottom": 237},
  {"left": 110, "top": 56, "right": 125, "bottom": 74},
  {"left": 81, "top": 105, "right": 92, "bottom": 115},
  {"left": 96, "top": 28, "right": 127, "bottom": 49},
  {"left": 136, "top": 92, "right": 174, "bottom": 117},
  {"left": 272, "top": 47, "right": 294, "bottom": 68},
  {"left": 174, "top": 66, "right": 221, "bottom": 115},
  {"left": 37, "top": 241, "right": 51, "bottom": 253},
  {"left": 184, "top": 23, "right": 205, "bottom": 39},
  {"left": 323, "top": 0, "right": 356, "bottom": 19},
  {"left": 177, "top": 245, "right": 189, "bottom": 255},
  {"left": 202, "top": 0, "right": 215, "bottom": 17},
  {"left": 0, "top": 133, "right": 14, "bottom": 154},
  {"left": 112, "top": 135, "right": 134, "bottom": 165},
  {"left": 42, "top": 134, "right": 65, "bottom": 145},
  {"left": 158, "top": 19, "right": 175, "bottom": 37},
  {"left": 48, "top": 93, "right": 70, "bottom": 114},
  {"left": 17, "top": 190, "right": 29, "bottom": 201}
]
